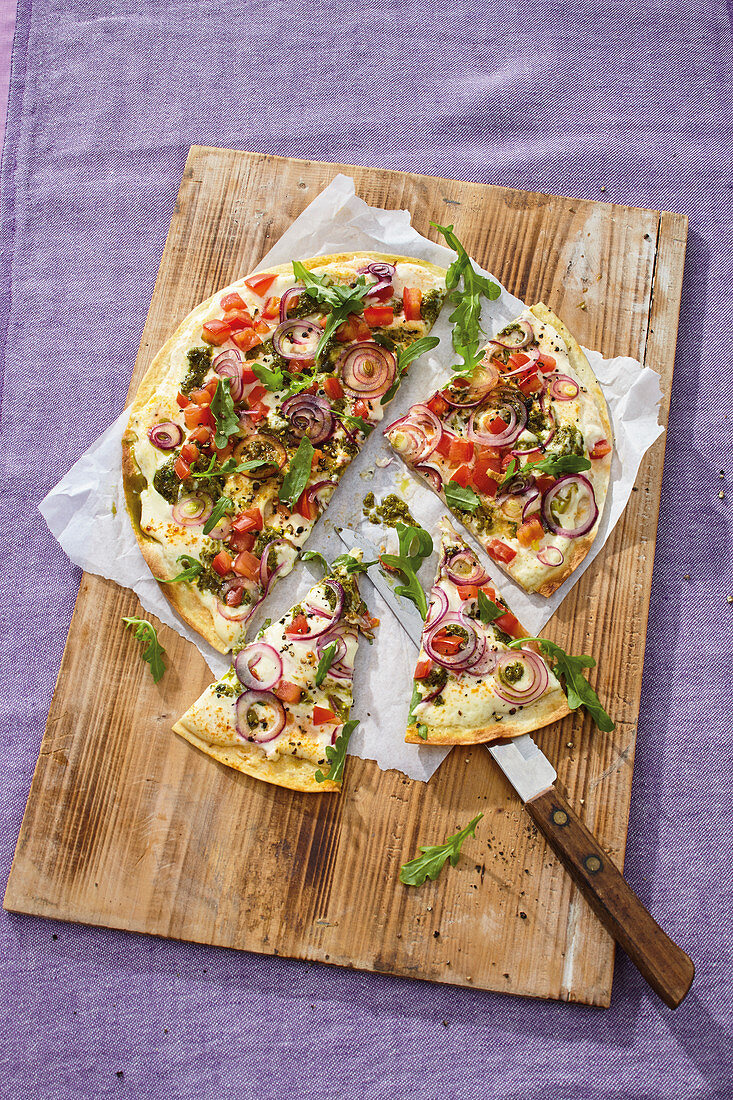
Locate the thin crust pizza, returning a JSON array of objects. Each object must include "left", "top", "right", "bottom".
[
  {"left": 386, "top": 304, "right": 613, "bottom": 596},
  {"left": 123, "top": 253, "right": 446, "bottom": 652},
  {"left": 406, "top": 521, "right": 570, "bottom": 745},
  {"left": 173, "top": 554, "right": 374, "bottom": 792}
]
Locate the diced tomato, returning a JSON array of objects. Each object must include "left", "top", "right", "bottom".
[
  {"left": 427, "top": 394, "right": 449, "bottom": 417},
  {"left": 537, "top": 353, "right": 556, "bottom": 373},
  {"left": 448, "top": 437, "right": 474, "bottom": 464},
  {"left": 261, "top": 296, "right": 280, "bottom": 320},
  {"left": 414, "top": 658, "right": 433, "bottom": 680},
  {"left": 535, "top": 474, "right": 556, "bottom": 494},
  {"left": 245, "top": 384, "right": 268, "bottom": 406},
  {"left": 201, "top": 320, "right": 231, "bottom": 346},
  {"left": 486, "top": 539, "right": 517, "bottom": 565},
  {"left": 241, "top": 364, "right": 258, "bottom": 384},
  {"left": 517, "top": 516, "right": 544, "bottom": 547},
  {"left": 294, "top": 489, "right": 317, "bottom": 521},
  {"left": 223, "top": 308, "right": 253, "bottom": 333},
  {"left": 254, "top": 320, "right": 271, "bottom": 335},
  {"left": 352, "top": 317, "right": 373, "bottom": 341},
  {"left": 519, "top": 372, "right": 543, "bottom": 396},
  {"left": 456, "top": 584, "right": 479, "bottom": 601},
  {"left": 480, "top": 583, "right": 499, "bottom": 603},
  {"left": 472, "top": 470, "right": 498, "bottom": 497},
  {"left": 451, "top": 464, "right": 473, "bottom": 488},
  {"left": 363, "top": 305, "right": 394, "bottom": 327},
  {"left": 335, "top": 316, "right": 359, "bottom": 343},
  {"left": 180, "top": 441, "right": 199, "bottom": 464},
  {"left": 224, "top": 583, "right": 245, "bottom": 607},
  {"left": 176, "top": 391, "right": 189, "bottom": 409},
  {"left": 493, "top": 611, "right": 523, "bottom": 638},
  {"left": 436, "top": 432, "right": 454, "bottom": 458},
  {"left": 489, "top": 415, "right": 509, "bottom": 436},
  {"left": 183, "top": 404, "right": 215, "bottom": 430},
  {"left": 432, "top": 630, "right": 463, "bottom": 656},
  {"left": 311, "top": 448, "right": 323, "bottom": 469},
  {"left": 211, "top": 550, "right": 233, "bottom": 577},
  {"left": 353, "top": 399, "right": 371, "bottom": 420},
  {"left": 228, "top": 529, "right": 255, "bottom": 554},
  {"left": 274, "top": 680, "right": 302, "bottom": 704},
  {"left": 215, "top": 442, "right": 234, "bottom": 461},
  {"left": 508, "top": 352, "right": 531, "bottom": 370},
  {"left": 232, "top": 550, "right": 260, "bottom": 581},
  {"left": 286, "top": 613, "right": 309, "bottom": 636},
  {"left": 174, "top": 455, "right": 190, "bottom": 480},
  {"left": 220, "top": 292, "right": 247, "bottom": 312},
  {"left": 244, "top": 273, "right": 277, "bottom": 297},
  {"left": 313, "top": 706, "right": 337, "bottom": 726},
  {"left": 232, "top": 329, "right": 262, "bottom": 352},
  {"left": 248, "top": 399, "right": 269, "bottom": 424},
  {"left": 323, "top": 376, "right": 343, "bottom": 400},
  {"left": 402, "top": 287, "right": 422, "bottom": 322},
  {"left": 204, "top": 378, "right": 220, "bottom": 399},
  {"left": 473, "top": 445, "right": 502, "bottom": 478},
  {"left": 189, "top": 425, "right": 213, "bottom": 446},
  {"left": 233, "top": 507, "right": 264, "bottom": 533},
  {"left": 500, "top": 451, "right": 515, "bottom": 472},
  {"left": 590, "top": 439, "right": 612, "bottom": 459},
  {"left": 189, "top": 387, "right": 213, "bottom": 406}
]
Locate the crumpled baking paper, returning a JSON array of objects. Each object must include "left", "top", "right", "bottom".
[{"left": 40, "top": 174, "right": 664, "bottom": 783}]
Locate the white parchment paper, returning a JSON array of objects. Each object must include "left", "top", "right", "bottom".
[{"left": 40, "top": 175, "right": 664, "bottom": 783}]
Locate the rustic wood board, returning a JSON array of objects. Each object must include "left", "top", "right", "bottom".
[{"left": 4, "top": 148, "right": 687, "bottom": 1006}]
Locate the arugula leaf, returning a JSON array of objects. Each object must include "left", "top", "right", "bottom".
[
  {"left": 331, "top": 553, "right": 378, "bottom": 574},
  {"left": 292, "top": 261, "right": 372, "bottom": 363},
  {"left": 477, "top": 589, "right": 504, "bottom": 624},
  {"left": 156, "top": 554, "right": 203, "bottom": 584},
  {"left": 203, "top": 494, "right": 234, "bottom": 535},
  {"left": 417, "top": 723, "right": 429, "bottom": 740},
  {"left": 300, "top": 550, "right": 330, "bottom": 575},
  {"left": 122, "top": 617, "right": 167, "bottom": 683},
  {"left": 508, "top": 637, "right": 615, "bottom": 732},
  {"left": 399, "top": 813, "right": 483, "bottom": 886},
  {"left": 251, "top": 360, "right": 286, "bottom": 392},
  {"left": 189, "top": 455, "right": 270, "bottom": 482},
  {"left": 379, "top": 522, "right": 434, "bottom": 619},
  {"left": 431, "top": 223, "right": 500, "bottom": 374},
  {"left": 444, "top": 480, "right": 481, "bottom": 514},
  {"left": 279, "top": 436, "right": 314, "bottom": 509},
  {"left": 315, "top": 642, "right": 338, "bottom": 687},
  {"left": 334, "top": 409, "right": 374, "bottom": 436},
  {"left": 210, "top": 378, "right": 241, "bottom": 449},
  {"left": 381, "top": 336, "right": 441, "bottom": 404},
  {"left": 315, "top": 718, "right": 359, "bottom": 784},
  {"left": 497, "top": 452, "right": 592, "bottom": 494},
  {"left": 408, "top": 681, "right": 422, "bottom": 722}
]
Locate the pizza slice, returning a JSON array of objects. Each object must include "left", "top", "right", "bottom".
[
  {"left": 386, "top": 304, "right": 613, "bottom": 596},
  {"left": 406, "top": 520, "right": 570, "bottom": 744},
  {"left": 123, "top": 252, "right": 446, "bottom": 652},
  {"left": 173, "top": 554, "right": 375, "bottom": 792}
]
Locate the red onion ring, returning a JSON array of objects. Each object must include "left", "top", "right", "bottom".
[
  {"left": 305, "top": 479, "right": 337, "bottom": 509},
  {"left": 217, "top": 595, "right": 258, "bottom": 623},
  {"left": 279, "top": 285, "right": 303, "bottom": 323},
  {"left": 521, "top": 487, "right": 542, "bottom": 521},
  {"left": 316, "top": 630, "right": 355, "bottom": 680},
  {"left": 235, "top": 690, "right": 286, "bottom": 743},
  {"left": 387, "top": 403, "right": 443, "bottom": 462},
  {"left": 541, "top": 474, "right": 599, "bottom": 538},
  {"left": 207, "top": 516, "right": 232, "bottom": 541},
  {"left": 444, "top": 550, "right": 490, "bottom": 586},
  {"left": 359, "top": 261, "right": 395, "bottom": 299},
  {"left": 547, "top": 374, "right": 580, "bottom": 401},
  {"left": 299, "top": 579, "right": 345, "bottom": 639},
  {"left": 235, "top": 643, "right": 283, "bottom": 691},
  {"left": 494, "top": 649, "right": 549, "bottom": 705},
  {"left": 338, "top": 342, "right": 396, "bottom": 398},
  {"left": 441, "top": 365, "right": 499, "bottom": 407},
  {"left": 468, "top": 391, "right": 528, "bottom": 447},
  {"left": 148, "top": 421, "right": 183, "bottom": 450},
  {"left": 259, "top": 538, "right": 290, "bottom": 593},
  {"left": 423, "top": 614, "right": 482, "bottom": 671},
  {"left": 425, "top": 586, "right": 449, "bottom": 626},
  {"left": 489, "top": 320, "right": 534, "bottom": 350},
  {"left": 281, "top": 393, "right": 334, "bottom": 444},
  {"left": 537, "top": 546, "right": 564, "bottom": 567},
  {"left": 171, "top": 493, "right": 213, "bottom": 527},
  {"left": 273, "top": 319, "right": 323, "bottom": 361},
  {"left": 213, "top": 349, "right": 244, "bottom": 402},
  {"left": 415, "top": 463, "right": 443, "bottom": 492}
]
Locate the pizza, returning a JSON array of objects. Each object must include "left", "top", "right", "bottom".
[
  {"left": 386, "top": 304, "right": 613, "bottom": 596},
  {"left": 406, "top": 520, "right": 570, "bottom": 745},
  {"left": 122, "top": 252, "right": 446, "bottom": 653},
  {"left": 173, "top": 554, "right": 374, "bottom": 792}
]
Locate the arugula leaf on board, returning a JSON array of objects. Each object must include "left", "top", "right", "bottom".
[
  {"left": 315, "top": 642, "right": 338, "bottom": 688},
  {"left": 291, "top": 261, "right": 372, "bottom": 363},
  {"left": 399, "top": 814, "right": 484, "bottom": 886},
  {"left": 156, "top": 554, "right": 203, "bottom": 584},
  {"left": 315, "top": 719, "right": 360, "bottom": 784},
  {"left": 508, "top": 637, "right": 615, "bottom": 732},
  {"left": 202, "top": 495, "right": 235, "bottom": 536},
  {"left": 122, "top": 617, "right": 167, "bottom": 683},
  {"left": 279, "top": 436, "right": 314, "bottom": 509},
  {"left": 477, "top": 589, "right": 504, "bottom": 624},
  {"left": 210, "top": 378, "right": 240, "bottom": 449},
  {"left": 431, "top": 223, "right": 500, "bottom": 375},
  {"left": 301, "top": 549, "right": 379, "bottom": 577},
  {"left": 381, "top": 336, "right": 441, "bottom": 404},
  {"left": 379, "top": 522, "right": 434, "bottom": 619},
  {"left": 444, "top": 480, "right": 481, "bottom": 514}
]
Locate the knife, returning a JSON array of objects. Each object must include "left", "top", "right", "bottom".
[{"left": 338, "top": 526, "right": 694, "bottom": 1008}]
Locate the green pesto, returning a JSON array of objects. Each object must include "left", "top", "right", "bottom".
[
  {"left": 420, "top": 289, "right": 445, "bottom": 326},
  {"left": 121, "top": 439, "right": 150, "bottom": 538},
  {"left": 548, "top": 423, "right": 585, "bottom": 457},
  {"left": 153, "top": 457, "right": 181, "bottom": 505},
  {"left": 527, "top": 401, "right": 549, "bottom": 436},
  {"left": 181, "top": 346, "right": 213, "bottom": 394},
  {"left": 214, "top": 682, "right": 239, "bottom": 698},
  {"left": 288, "top": 292, "right": 320, "bottom": 319},
  {"left": 499, "top": 660, "right": 525, "bottom": 685},
  {"left": 424, "top": 666, "right": 448, "bottom": 692},
  {"left": 363, "top": 492, "right": 417, "bottom": 529},
  {"left": 385, "top": 323, "right": 424, "bottom": 347}
]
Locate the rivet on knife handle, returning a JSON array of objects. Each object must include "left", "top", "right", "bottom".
[{"left": 525, "top": 786, "right": 694, "bottom": 1009}]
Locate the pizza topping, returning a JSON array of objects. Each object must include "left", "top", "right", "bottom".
[
  {"left": 537, "top": 546, "right": 564, "bottom": 567},
  {"left": 212, "top": 348, "right": 245, "bottom": 402},
  {"left": 272, "top": 319, "right": 324, "bottom": 361},
  {"left": 541, "top": 474, "right": 599, "bottom": 538},
  {"left": 315, "top": 630, "right": 355, "bottom": 680},
  {"left": 494, "top": 649, "right": 550, "bottom": 705},
  {"left": 202, "top": 319, "right": 232, "bottom": 346},
  {"left": 489, "top": 319, "right": 534, "bottom": 350},
  {"left": 546, "top": 374, "right": 580, "bottom": 401},
  {"left": 171, "top": 493, "right": 213, "bottom": 527},
  {"left": 235, "top": 642, "right": 283, "bottom": 691},
  {"left": 281, "top": 392, "right": 334, "bottom": 444},
  {"left": 443, "top": 548, "right": 489, "bottom": 587},
  {"left": 467, "top": 390, "right": 528, "bottom": 447},
  {"left": 415, "top": 463, "right": 443, "bottom": 492},
  {"left": 387, "top": 403, "right": 443, "bottom": 462},
  {"left": 235, "top": 690, "right": 286, "bottom": 743},
  {"left": 148, "top": 421, "right": 184, "bottom": 451},
  {"left": 359, "top": 260, "right": 395, "bottom": 299},
  {"left": 244, "top": 272, "right": 278, "bottom": 298},
  {"left": 338, "top": 342, "right": 396, "bottom": 399}
]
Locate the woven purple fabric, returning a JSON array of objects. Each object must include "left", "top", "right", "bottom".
[{"left": 1, "top": 1, "right": 732, "bottom": 1097}]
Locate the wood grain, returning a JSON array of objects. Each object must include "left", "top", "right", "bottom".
[{"left": 3, "top": 149, "right": 688, "bottom": 1006}]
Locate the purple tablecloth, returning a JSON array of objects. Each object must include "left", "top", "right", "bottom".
[{"left": 2, "top": 2, "right": 732, "bottom": 1097}]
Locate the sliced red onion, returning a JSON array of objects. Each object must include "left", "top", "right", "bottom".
[
  {"left": 306, "top": 479, "right": 337, "bottom": 509},
  {"left": 423, "top": 614, "right": 482, "bottom": 671},
  {"left": 490, "top": 320, "right": 534, "bottom": 350},
  {"left": 338, "top": 342, "right": 396, "bottom": 398},
  {"left": 279, "top": 285, "right": 303, "bottom": 323},
  {"left": 273, "top": 319, "right": 323, "bottom": 361},
  {"left": 444, "top": 549, "right": 490, "bottom": 586},
  {"left": 521, "top": 487, "right": 542, "bottom": 521},
  {"left": 468, "top": 392, "right": 528, "bottom": 447},
  {"left": 217, "top": 595, "right": 258, "bottom": 623},
  {"left": 494, "top": 649, "right": 549, "bottom": 706},
  {"left": 207, "top": 516, "right": 232, "bottom": 541},
  {"left": 415, "top": 463, "right": 443, "bottom": 492},
  {"left": 493, "top": 346, "right": 541, "bottom": 378},
  {"left": 542, "top": 474, "right": 599, "bottom": 538},
  {"left": 547, "top": 374, "right": 580, "bottom": 401},
  {"left": 213, "top": 349, "right": 244, "bottom": 402},
  {"left": 387, "top": 404, "right": 443, "bottom": 462},
  {"left": 300, "top": 579, "right": 345, "bottom": 639},
  {"left": 537, "top": 546, "right": 564, "bottom": 567},
  {"left": 235, "top": 643, "right": 283, "bottom": 691},
  {"left": 441, "top": 365, "right": 499, "bottom": 407},
  {"left": 259, "top": 538, "right": 290, "bottom": 593},
  {"left": 281, "top": 393, "right": 334, "bottom": 444},
  {"left": 425, "top": 586, "right": 449, "bottom": 626},
  {"left": 171, "top": 493, "right": 213, "bottom": 527},
  {"left": 316, "top": 630, "right": 355, "bottom": 680},
  {"left": 468, "top": 644, "right": 500, "bottom": 677},
  {"left": 235, "top": 690, "right": 286, "bottom": 743},
  {"left": 359, "top": 261, "right": 395, "bottom": 299},
  {"left": 148, "top": 421, "right": 184, "bottom": 450}
]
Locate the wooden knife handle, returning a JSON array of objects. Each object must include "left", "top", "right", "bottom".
[{"left": 525, "top": 786, "right": 694, "bottom": 1008}]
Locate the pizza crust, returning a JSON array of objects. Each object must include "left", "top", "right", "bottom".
[{"left": 405, "top": 686, "right": 571, "bottom": 745}]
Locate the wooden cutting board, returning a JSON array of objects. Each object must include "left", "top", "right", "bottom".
[{"left": 4, "top": 147, "right": 687, "bottom": 1006}]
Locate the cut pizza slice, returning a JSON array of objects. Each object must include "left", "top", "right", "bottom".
[
  {"left": 406, "top": 520, "right": 570, "bottom": 745},
  {"left": 123, "top": 252, "right": 446, "bottom": 652},
  {"left": 173, "top": 554, "right": 374, "bottom": 792},
  {"left": 386, "top": 303, "right": 613, "bottom": 596}
]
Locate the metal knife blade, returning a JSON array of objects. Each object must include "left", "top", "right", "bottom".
[
  {"left": 487, "top": 735, "right": 556, "bottom": 803},
  {"left": 335, "top": 527, "right": 424, "bottom": 649}
]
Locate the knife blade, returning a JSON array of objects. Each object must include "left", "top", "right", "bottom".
[{"left": 335, "top": 527, "right": 425, "bottom": 649}]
